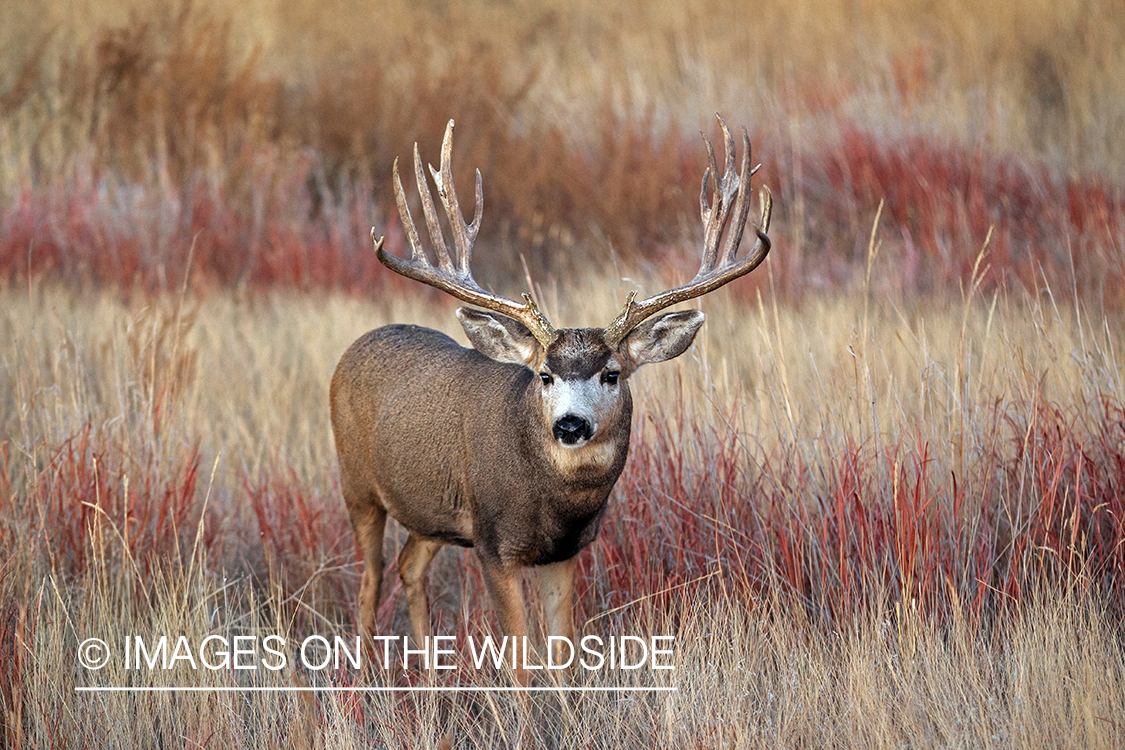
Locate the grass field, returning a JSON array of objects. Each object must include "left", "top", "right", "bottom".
[{"left": 2, "top": 0, "right": 1125, "bottom": 747}]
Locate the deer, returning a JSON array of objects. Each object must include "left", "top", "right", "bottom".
[{"left": 330, "top": 115, "right": 772, "bottom": 686}]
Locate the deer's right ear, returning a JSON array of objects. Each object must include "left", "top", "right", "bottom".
[{"left": 456, "top": 308, "right": 542, "bottom": 366}]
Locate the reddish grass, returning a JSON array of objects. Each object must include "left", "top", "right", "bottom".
[
  {"left": 23, "top": 423, "right": 206, "bottom": 577},
  {"left": 815, "top": 128, "right": 1125, "bottom": 300},
  {"left": 0, "top": 554, "right": 29, "bottom": 744},
  {"left": 4, "top": 389, "right": 1123, "bottom": 639},
  {"left": 243, "top": 460, "right": 354, "bottom": 613},
  {"left": 5, "top": 128, "right": 1122, "bottom": 304},
  {"left": 3, "top": 5, "right": 1123, "bottom": 302},
  {"left": 1, "top": 353, "right": 1122, "bottom": 677},
  {"left": 597, "top": 389, "right": 1125, "bottom": 627}
]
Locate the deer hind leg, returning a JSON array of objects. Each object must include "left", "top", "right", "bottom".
[
  {"left": 347, "top": 496, "right": 388, "bottom": 641},
  {"left": 537, "top": 557, "right": 577, "bottom": 666},
  {"left": 479, "top": 558, "right": 531, "bottom": 686},
  {"left": 398, "top": 533, "right": 443, "bottom": 649}
]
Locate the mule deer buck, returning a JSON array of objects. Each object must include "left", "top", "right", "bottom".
[{"left": 331, "top": 115, "right": 771, "bottom": 684}]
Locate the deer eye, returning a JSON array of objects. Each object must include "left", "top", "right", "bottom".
[
  {"left": 602, "top": 371, "right": 620, "bottom": 385},
  {"left": 540, "top": 373, "right": 553, "bottom": 386}
]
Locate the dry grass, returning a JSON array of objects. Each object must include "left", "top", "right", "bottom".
[
  {"left": 13, "top": 560, "right": 1125, "bottom": 747},
  {"left": 2, "top": 267, "right": 1125, "bottom": 745}
]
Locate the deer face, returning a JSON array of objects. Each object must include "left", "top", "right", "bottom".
[
  {"left": 537, "top": 329, "right": 619, "bottom": 448},
  {"left": 457, "top": 308, "right": 705, "bottom": 449}
]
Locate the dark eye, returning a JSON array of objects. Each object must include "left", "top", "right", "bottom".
[
  {"left": 602, "top": 371, "right": 620, "bottom": 385},
  {"left": 540, "top": 373, "right": 553, "bottom": 385}
]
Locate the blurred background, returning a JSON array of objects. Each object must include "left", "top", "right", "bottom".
[{"left": 2, "top": 0, "right": 1123, "bottom": 303}]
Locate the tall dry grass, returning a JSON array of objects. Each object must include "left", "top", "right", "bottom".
[{"left": 2, "top": 262, "right": 1124, "bottom": 744}]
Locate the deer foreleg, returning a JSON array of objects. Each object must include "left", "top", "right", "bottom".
[
  {"left": 399, "top": 533, "right": 443, "bottom": 649},
  {"left": 537, "top": 557, "right": 577, "bottom": 666},
  {"left": 479, "top": 558, "right": 531, "bottom": 686}
]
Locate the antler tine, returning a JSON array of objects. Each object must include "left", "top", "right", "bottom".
[
  {"left": 375, "top": 121, "right": 557, "bottom": 348},
  {"left": 413, "top": 143, "right": 455, "bottom": 273},
  {"left": 466, "top": 168, "right": 483, "bottom": 275},
  {"left": 392, "top": 158, "right": 424, "bottom": 262},
  {"left": 604, "top": 115, "right": 772, "bottom": 347},
  {"left": 698, "top": 115, "right": 741, "bottom": 276},
  {"left": 701, "top": 131, "right": 718, "bottom": 223},
  {"left": 426, "top": 119, "right": 484, "bottom": 273},
  {"left": 698, "top": 137, "right": 719, "bottom": 273},
  {"left": 718, "top": 127, "right": 753, "bottom": 268}
]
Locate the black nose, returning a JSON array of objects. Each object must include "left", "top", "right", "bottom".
[{"left": 553, "top": 414, "right": 593, "bottom": 444}]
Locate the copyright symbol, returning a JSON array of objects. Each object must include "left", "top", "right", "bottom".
[{"left": 78, "top": 638, "right": 110, "bottom": 670}]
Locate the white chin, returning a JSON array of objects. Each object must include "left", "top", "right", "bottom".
[{"left": 557, "top": 438, "right": 591, "bottom": 450}]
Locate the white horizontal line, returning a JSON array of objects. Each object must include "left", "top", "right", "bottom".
[{"left": 76, "top": 686, "right": 675, "bottom": 693}]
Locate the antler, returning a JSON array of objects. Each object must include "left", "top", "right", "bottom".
[
  {"left": 373, "top": 119, "right": 558, "bottom": 347},
  {"left": 603, "top": 114, "right": 773, "bottom": 346}
]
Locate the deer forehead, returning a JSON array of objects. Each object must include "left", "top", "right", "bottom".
[{"left": 543, "top": 329, "right": 614, "bottom": 379}]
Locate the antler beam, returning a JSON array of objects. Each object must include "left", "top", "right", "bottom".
[
  {"left": 373, "top": 119, "right": 557, "bottom": 347},
  {"left": 603, "top": 114, "right": 772, "bottom": 346}
]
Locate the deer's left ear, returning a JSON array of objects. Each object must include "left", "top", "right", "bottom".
[
  {"left": 457, "top": 308, "right": 543, "bottom": 366},
  {"left": 622, "top": 310, "right": 705, "bottom": 367}
]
